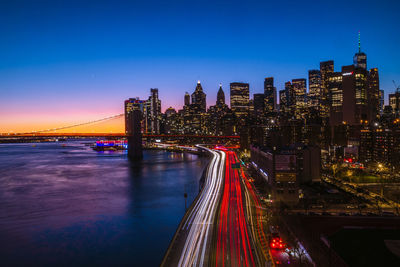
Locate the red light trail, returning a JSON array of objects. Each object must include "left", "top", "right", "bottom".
[{"left": 216, "top": 150, "right": 256, "bottom": 267}]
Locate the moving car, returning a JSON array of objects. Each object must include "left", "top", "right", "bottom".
[{"left": 269, "top": 226, "right": 285, "bottom": 250}]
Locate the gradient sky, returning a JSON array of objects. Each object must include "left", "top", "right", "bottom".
[{"left": 1, "top": 0, "right": 400, "bottom": 133}]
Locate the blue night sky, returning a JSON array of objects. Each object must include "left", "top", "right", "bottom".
[{"left": 0, "top": 0, "right": 399, "bottom": 131}]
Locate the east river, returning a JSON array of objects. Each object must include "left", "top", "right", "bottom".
[{"left": 0, "top": 141, "right": 208, "bottom": 266}]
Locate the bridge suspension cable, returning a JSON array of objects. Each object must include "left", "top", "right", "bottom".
[{"left": 18, "top": 113, "right": 124, "bottom": 135}]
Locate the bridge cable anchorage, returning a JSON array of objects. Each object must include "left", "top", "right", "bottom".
[{"left": 18, "top": 113, "right": 124, "bottom": 135}]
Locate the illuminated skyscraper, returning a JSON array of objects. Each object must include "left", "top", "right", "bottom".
[
  {"left": 208, "top": 84, "right": 229, "bottom": 135},
  {"left": 341, "top": 65, "right": 369, "bottom": 125},
  {"left": 353, "top": 32, "right": 367, "bottom": 70},
  {"left": 320, "top": 60, "right": 334, "bottom": 117},
  {"left": 253, "top": 93, "right": 265, "bottom": 116},
  {"left": 379, "top": 90, "right": 384, "bottom": 115},
  {"left": 327, "top": 72, "right": 343, "bottom": 125},
  {"left": 230, "top": 82, "right": 249, "bottom": 118},
  {"left": 291, "top": 78, "right": 307, "bottom": 117},
  {"left": 184, "top": 92, "right": 190, "bottom": 106},
  {"left": 279, "top": 89, "right": 288, "bottom": 114},
  {"left": 165, "top": 107, "right": 177, "bottom": 117},
  {"left": 389, "top": 92, "right": 400, "bottom": 117},
  {"left": 217, "top": 84, "right": 225, "bottom": 106},
  {"left": 191, "top": 81, "right": 207, "bottom": 113},
  {"left": 308, "top": 70, "right": 322, "bottom": 110},
  {"left": 285, "top": 81, "right": 295, "bottom": 115},
  {"left": 125, "top": 89, "right": 161, "bottom": 135},
  {"left": 368, "top": 68, "right": 380, "bottom": 120},
  {"left": 264, "top": 77, "right": 276, "bottom": 113},
  {"left": 148, "top": 88, "right": 161, "bottom": 134},
  {"left": 124, "top": 98, "right": 146, "bottom": 134},
  {"left": 249, "top": 99, "right": 254, "bottom": 115}
]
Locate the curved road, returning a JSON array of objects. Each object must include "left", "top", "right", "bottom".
[
  {"left": 162, "top": 147, "right": 270, "bottom": 267},
  {"left": 162, "top": 147, "right": 225, "bottom": 266}
]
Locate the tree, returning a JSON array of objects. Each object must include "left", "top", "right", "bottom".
[
  {"left": 283, "top": 241, "right": 309, "bottom": 265},
  {"left": 280, "top": 222, "right": 311, "bottom": 266}
]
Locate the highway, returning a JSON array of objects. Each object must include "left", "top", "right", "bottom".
[
  {"left": 162, "top": 147, "right": 270, "bottom": 267},
  {"left": 162, "top": 147, "right": 225, "bottom": 266},
  {"left": 215, "top": 150, "right": 268, "bottom": 267}
]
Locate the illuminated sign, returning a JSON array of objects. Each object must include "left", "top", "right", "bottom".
[{"left": 342, "top": 72, "right": 353, "bottom": 76}]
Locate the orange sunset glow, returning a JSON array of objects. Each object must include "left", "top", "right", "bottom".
[{"left": 0, "top": 114, "right": 125, "bottom": 134}]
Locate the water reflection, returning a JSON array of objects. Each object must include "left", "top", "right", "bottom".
[{"left": 0, "top": 141, "right": 208, "bottom": 266}]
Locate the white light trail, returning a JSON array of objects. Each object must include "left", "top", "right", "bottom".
[{"left": 178, "top": 147, "right": 225, "bottom": 267}]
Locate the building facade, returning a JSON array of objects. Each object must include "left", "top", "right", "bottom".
[
  {"left": 341, "top": 65, "right": 369, "bottom": 125},
  {"left": 291, "top": 78, "right": 307, "bottom": 118},
  {"left": 308, "top": 70, "right": 322, "bottom": 111},
  {"left": 264, "top": 77, "right": 276, "bottom": 114},
  {"left": 320, "top": 60, "right": 334, "bottom": 117},
  {"left": 368, "top": 68, "right": 380, "bottom": 120},
  {"left": 230, "top": 82, "right": 250, "bottom": 118},
  {"left": 328, "top": 72, "right": 344, "bottom": 126},
  {"left": 191, "top": 81, "right": 207, "bottom": 113}
]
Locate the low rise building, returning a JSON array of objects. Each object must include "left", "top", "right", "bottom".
[{"left": 250, "top": 144, "right": 321, "bottom": 204}]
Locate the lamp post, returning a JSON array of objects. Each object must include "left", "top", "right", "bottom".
[{"left": 378, "top": 163, "right": 384, "bottom": 198}]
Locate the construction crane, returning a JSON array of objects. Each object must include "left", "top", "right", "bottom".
[{"left": 393, "top": 80, "right": 400, "bottom": 94}]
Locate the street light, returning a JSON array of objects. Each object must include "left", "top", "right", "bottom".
[{"left": 377, "top": 163, "right": 384, "bottom": 198}]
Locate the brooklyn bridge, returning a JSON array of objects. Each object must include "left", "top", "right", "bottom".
[{"left": 0, "top": 113, "right": 240, "bottom": 146}]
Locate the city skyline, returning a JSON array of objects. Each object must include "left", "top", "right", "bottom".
[
  {"left": 1, "top": 2, "right": 400, "bottom": 266},
  {"left": 0, "top": 52, "right": 391, "bottom": 133},
  {"left": 1, "top": 0, "right": 400, "bottom": 132}
]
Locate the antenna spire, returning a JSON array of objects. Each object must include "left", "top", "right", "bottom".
[{"left": 358, "top": 31, "right": 361, "bottom": 53}]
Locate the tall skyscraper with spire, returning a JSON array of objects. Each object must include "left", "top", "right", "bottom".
[
  {"left": 191, "top": 81, "right": 207, "bottom": 113},
  {"left": 216, "top": 84, "right": 225, "bottom": 106},
  {"left": 353, "top": 32, "right": 367, "bottom": 69}
]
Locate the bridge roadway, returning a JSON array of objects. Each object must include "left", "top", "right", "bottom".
[
  {"left": 161, "top": 147, "right": 270, "bottom": 267},
  {"left": 0, "top": 133, "right": 240, "bottom": 139},
  {"left": 0, "top": 134, "right": 240, "bottom": 145}
]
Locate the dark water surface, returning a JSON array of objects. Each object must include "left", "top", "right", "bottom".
[{"left": 0, "top": 141, "right": 208, "bottom": 266}]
